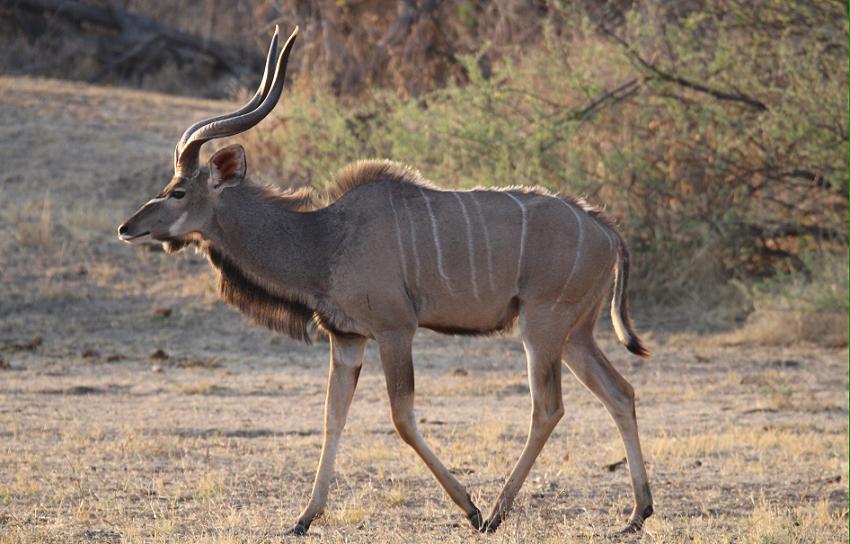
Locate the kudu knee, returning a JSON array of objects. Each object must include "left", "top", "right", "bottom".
[
  {"left": 531, "top": 400, "right": 564, "bottom": 433},
  {"left": 390, "top": 411, "right": 419, "bottom": 446}
]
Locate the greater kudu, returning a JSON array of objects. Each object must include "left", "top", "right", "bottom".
[{"left": 118, "top": 26, "right": 654, "bottom": 536}]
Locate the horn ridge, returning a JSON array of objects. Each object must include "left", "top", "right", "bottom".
[
  {"left": 176, "top": 27, "right": 298, "bottom": 174},
  {"left": 174, "top": 26, "right": 282, "bottom": 169}
]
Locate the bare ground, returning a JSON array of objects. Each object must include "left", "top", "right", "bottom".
[{"left": 0, "top": 76, "right": 847, "bottom": 543}]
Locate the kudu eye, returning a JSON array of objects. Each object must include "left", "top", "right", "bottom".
[{"left": 171, "top": 189, "right": 186, "bottom": 200}]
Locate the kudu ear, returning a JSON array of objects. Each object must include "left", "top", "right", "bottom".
[{"left": 209, "top": 145, "right": 247, "bottom": 189}]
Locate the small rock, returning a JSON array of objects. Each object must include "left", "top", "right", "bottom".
[
  {"left": 105, "top": 354, "right": 124, "bottom": 362},
  {"left": 149, "top": 349, "right": 169, "bottom": 361},
  {"left": 81, "top": 349, "right": 100, "bottom": 359},
  {"left": 151, "top": 365, "right": 163, "bottom": 373},
  {"left": 451, "top": 367, "right": 468, "bottom": 376},
  {"left": 153, "top": 307, "right": 172, "bottom": 318}
]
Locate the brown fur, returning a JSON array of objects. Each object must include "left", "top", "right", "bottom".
[
  {"left": 234, "top": 160, "right": 431, "bottom": 214},
  {"left": 326, "top": 160, "right": 436, "bottom": 203},
  {"left": 254, "top": 185, "right": 324, "bottom": 212},
  {"left": 421, "top": 297, "right": 520, "bottom": 337},
  {"left": 203, "top": 244, "right": 353, "bottom": 342},
  {"left": 222, "top": 160, "right": 648, "bottom": 354},
  {"left": 206, "top": 245, "right": 317, "bottom": 342},
  {"left": 159, "top": 160, "right": 647, "bottom": 355}
]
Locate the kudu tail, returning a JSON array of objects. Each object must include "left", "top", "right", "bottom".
[{"left": 610, "top": 236, "right": 651, "bottom": 358}]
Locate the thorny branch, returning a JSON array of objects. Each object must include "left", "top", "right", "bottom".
[{"left": 599, "top": 25, "right": 769, "bottom": 112}]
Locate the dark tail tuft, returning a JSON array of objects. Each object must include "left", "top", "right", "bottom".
[{"left": 626, "top": 336, "right": 651, "bottom": 358}]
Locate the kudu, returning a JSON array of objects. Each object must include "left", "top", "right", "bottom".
[{"left": 118, "top": 27, "right": 654, "bottom": 536}]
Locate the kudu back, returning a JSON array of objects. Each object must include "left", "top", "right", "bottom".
[{"left": 118, "top": 26, "right": 654, "bottom": 536}]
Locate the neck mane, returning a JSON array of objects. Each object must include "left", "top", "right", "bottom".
[
  {"left": 199, "top": 179, "right": 337, "bottom": 343},
  {"left": 205, "top": 244, "right": 317, "bottom": 342}
]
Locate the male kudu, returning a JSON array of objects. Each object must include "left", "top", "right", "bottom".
[{"left": 118, "top": 27, "right": 654, "bottom": 535}]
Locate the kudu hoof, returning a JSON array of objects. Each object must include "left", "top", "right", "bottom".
[
  {"left": 479, "top": 517, "right": 501, "bottom": 534},
  {"left": 617, "top": 521, "right": 643, "bottom": 535},
  {"left": 283, "top": 522, "right": 308, "bottom": 536},
  {"left": 614, "top": 505, "right": 653, "bottom": 537},
  {"left": 467, "top": 508, "right": 484, "bottom": 531}
]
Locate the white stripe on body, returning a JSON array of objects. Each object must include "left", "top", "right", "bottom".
[
  {"left": 387, "top": 193, "right": 410, "bottom": 285},
  {"left": 418, "top": 188, "right": 453, "bottom": 290},
  {"left": 468, "top": 193, "right": 496, "bottom": 292},
  {"left": 552, "top": 199, "right": 585, "bottom": 308},
  {"left": 504, "top": 192, "right": 528, "bottom": 291},
  {"left": 452, "top": 192, "right": 480, "bottom": 301},
  {"left": 400, "top": 198, "right": 421, "bottom": 288}
]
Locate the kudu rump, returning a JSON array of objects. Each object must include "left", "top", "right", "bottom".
[{"left": 118, "top": 27, "right": 654, "bottom": 535}]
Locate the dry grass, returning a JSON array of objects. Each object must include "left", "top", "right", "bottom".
[
  {"left": 722, "top": 308, "right": 849, "bottom": 349},
  {"left": 6, "top": 193, "right": 55, "bottom": 249},
  {"left": 0, "top": 341, "right": 846, "bottom": 544}
]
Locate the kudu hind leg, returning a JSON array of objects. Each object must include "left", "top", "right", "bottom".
[
  {"left": 375, "top": 331, "right": 482, "bottom": 529},
  {"left": 562, "top": 335, "right": 653, "bottom": 532},
  {"left": 482, "top": 315, "right": 566, "bottom": 533},
  {"left": 286, "top": 335, "right": 367, "bottom": 536}
]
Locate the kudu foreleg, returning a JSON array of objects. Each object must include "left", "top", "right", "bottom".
[
  {"left": 286, "top": 335, "right": 367, "bottom": 536},
  {"left": 375, "top": 332, "right": 483, "bottom": 530},
  {"left": 482, "top": 338, "right": 564, "bottom": 533}
]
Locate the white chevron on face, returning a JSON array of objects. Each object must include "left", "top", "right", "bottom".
[
  {"left": 168, "top": 211, "right": 189, "bottom": 236},
  {"left": 145, "top": 195, "right": 168, "bottom": 205}
]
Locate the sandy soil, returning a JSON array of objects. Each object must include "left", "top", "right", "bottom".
[{"left": 0, "top": 76, "right": 847, "bottom": 543}]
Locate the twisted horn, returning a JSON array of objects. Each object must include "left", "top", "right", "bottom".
[
  {"left": 175, "top": 26, "right": 298, "bottom": 175},
  {"left": 174, "top": 26, "right": 298, "bottom": 174}
]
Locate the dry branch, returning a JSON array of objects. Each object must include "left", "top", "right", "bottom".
[{"left": 600, "top": 26, "right": 769, "bottom": 112}]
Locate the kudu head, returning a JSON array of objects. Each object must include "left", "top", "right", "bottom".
[{"left": 117, "top": 26, "right": 298, "bottom": 251}]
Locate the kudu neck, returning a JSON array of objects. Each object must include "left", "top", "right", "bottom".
[{"left": 208, "top": 184, "right": 332, "bottom": 296}]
